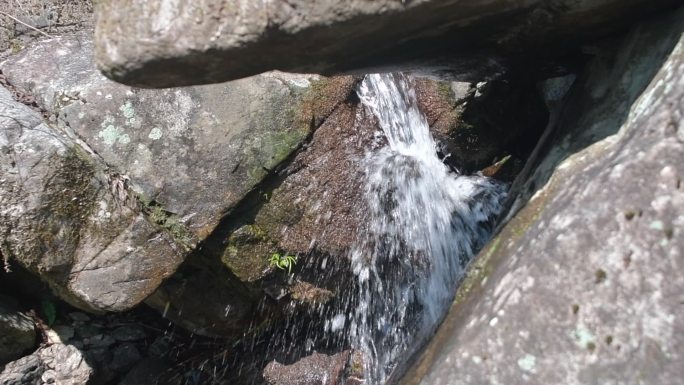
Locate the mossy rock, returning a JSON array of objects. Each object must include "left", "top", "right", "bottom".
[{"left": 221, "top": 225, "right": 275, "bottom": 282}]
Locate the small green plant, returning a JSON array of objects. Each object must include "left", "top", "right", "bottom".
[
  {"left": 10, "top": 40, "right": 23, "bottom": 54},
  {"left": 269, "top": 252, "right": 297, "bottom": 274},
  {"left": 41, "top": 299, "right": 57, "bottom": 326}
]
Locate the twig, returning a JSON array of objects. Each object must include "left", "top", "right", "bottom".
[
  {"left": 1, "top": 251, "right": 10, "bottom": 273},
  {"left": 27, "top": 309, "right": 52, "bottom": 346},
  {"left": 0, "top": 11, "right": 54, "bottom": 39}
]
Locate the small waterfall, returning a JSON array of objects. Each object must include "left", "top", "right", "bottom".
[{"left": 349, "top": 73, "right": 506, "bottom": 384}]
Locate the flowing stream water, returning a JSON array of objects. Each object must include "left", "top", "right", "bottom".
[{"left": 348, "top": 73, "right": 506, "bottom": 384}]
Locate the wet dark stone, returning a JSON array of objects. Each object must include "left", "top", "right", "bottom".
[
  {"left": 263, "top": 351, "right": 351, "bottom": 385},
  {"left": 110, "top": 343, "right": 143, "bottom": 372},
  {"left": 111, "top": 325, "right": 146, "bottom": 342}
]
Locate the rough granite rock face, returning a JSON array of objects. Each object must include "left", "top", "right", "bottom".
[
  {"left": 1, "top": 32, "right": 361, "bottom": 332},
  {"left": 0, "top": 85, "right": 184, "bottom": 313},
  {"left": 143, "top": 75, "right": 362, "bottom": 337},
  {"left": 0, "top": 296, "right": 36, "bottom": 365},
  {"left": 227, "top": 88, "right": 372, "bottom": 281},
  {"left": 0, "top": 344, "right": 93, "bottom": 385},
  {"left": 400, "top": 7, "right": 684, "bottom": 385},
  {"left": 93, "top": 0, "right": 681, "bottom": 87},
  {"left": 1, "top": 32, "right": 321, "bottom": 241}
]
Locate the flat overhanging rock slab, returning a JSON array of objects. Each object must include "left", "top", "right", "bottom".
[{"left": 94, "top": 0, "right": 681, "bottom": 87}]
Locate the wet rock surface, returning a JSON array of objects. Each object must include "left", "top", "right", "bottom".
[
  {"left": 401, "top": 7, "right": 684, "bottom": 385},
  {"left": 235, "top": 86, "right": 372, "bottom": 274},
  {"left": 211, "top": 75, "right": 362, "bottom": 283},
  {"left": 414, "top": 77, "right": 547, "bottom": 175},
  {"left": 118, "top": 357, "right": 172, "bottom": 385},
  {"left": 263, "top": 351, "right": 351, "bottom": 385}
]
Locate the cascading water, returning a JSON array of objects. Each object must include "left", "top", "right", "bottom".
[
  {"left": 218, "top": 73, "right": 507, "bottom": 385},
  {"left": 348, "top": 73, "right": 506, "bottom": 384}
]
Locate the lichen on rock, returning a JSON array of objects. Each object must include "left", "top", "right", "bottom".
[{"left": 0, "top": 84, "right": 184, "bottom": 313}]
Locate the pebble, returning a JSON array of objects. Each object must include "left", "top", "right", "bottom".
[
  {"left": 86, "top": 347, "right": 112, "bottom": 364},
  {"left": 147, "top": 336, "right": 170, "bottom": 358},
  {"left": 75, "top": 324, "right": 100, "bottom": 339},
  {"left": 112, "top": 325, "right": 146, "bottom": 342},
  {"left": 85, "top": 334, "right": 116, "bottom": 348},
  {"left": 110, "top": 343, "right": 142, "bottom": 371}
]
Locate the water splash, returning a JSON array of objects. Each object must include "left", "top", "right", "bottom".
[{"left": 350, "top": 73, "right": 506, "bottom": 384}]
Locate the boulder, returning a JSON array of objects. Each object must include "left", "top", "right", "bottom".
[
  {"left": 227, "top": 84, "right": 371, "bottom": 279},
  {"left": 1, "top": 32, "right": 324, "bottom": 242},
  {"left": 0, "top": 344, "right": 93, "bottom": 385},
  {"left": 0, "top": 296, "right": 36, "bottom": 365},
  {"left": 1, "top": 30, "right": 374, "bottom": 337},
  {"left": 0, "top": 85, "right": 184, "bottom": 313},
  {"left": 93, "top": 0, "right": 681, "bottom": 87},
  {"left": 143, "top": 75, "right": 362, "bottom": 337},
  {"left": 0, "top": 32, "right": 355, "bottom": 320},
  {"left": 400, "top": 7, "right": 684, "bottom": 385}
]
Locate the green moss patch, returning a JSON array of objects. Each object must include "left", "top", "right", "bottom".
[
  {"left": 33, "top": 146, "right": 99, "bottom": 272},
  {"left": 221, "top": 224, "right": 275, "bottom": 282},
  {"left": 143, "top": 203, "right": 195, "bottom": 249}
]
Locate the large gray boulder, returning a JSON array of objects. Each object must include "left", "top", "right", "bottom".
[
  {"left": 400, "top": 6, "right": 684, "bottom": 385},
  {"left": 0, "top": 31, "right": 350, "bottom": 318},
  {"left": 2, "top": 32, "right": 368, "bottom": 335},
  {"left": 0, "top": 84, "right": 184, "bottom": 313},
  {"left": 93, "top": 0, "right": 681, "bottom": 87},
  {"left": 142, "top": 75, "right": 364, "bottom": 336},
  {"left": 1, "top": 32, "right": 323, "bottom": 243}
]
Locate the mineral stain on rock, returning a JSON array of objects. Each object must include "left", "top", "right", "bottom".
[
  {"left": 517, "top": 354, "right": 537, "bottom": 373},
  {"left": 98, "top": 122, "right": 131, "bottom": 146},
  {"left": 147, "top": 127, "right": 162, "bottom": 140}
]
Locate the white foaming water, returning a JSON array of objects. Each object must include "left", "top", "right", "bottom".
[{"left": 350, "top": 73, "right": 506, "bottom": 384}]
